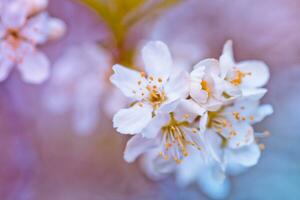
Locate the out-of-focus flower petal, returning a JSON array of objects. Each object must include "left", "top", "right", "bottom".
[
  {"left": 0, "top": 54, "right": 13, "bottom": 81},
  {"left": 113, "top": 103, "right": 153, "bottom": 134},
  {"left": 225, "top": 143, "right": 261, "bottom": 167},
  {"left": 140, "top": 150, "right": 175, "bottom": 180},
  {"left": 142, "top": 41, "right": 172, "bottom": 80},
  {"left": 1, "top": 1, "right": 28, "bottom": 28},
  {"left": 206, "top": 130, "right": 223, "bottom": 163},
  {"left": 197, "top": 165, "right": 230, "bottom": 200},
  {"left": 47, "top": 18, "right": 66, "bottom": 40},
  {"left": 25, "top": 0, "right": 48, "bottom": 14},
  {"left": 21, "top": 12, "right": 50, "bottom": 44},
  {"left": 18, "top": 51, "right": 50, "bottom": 84},
  {"left": 124, "top": 134, "right": 158, "bottom": 163},
  {"left": 252, "top": 104, "right": 273, "bottom": 123}
]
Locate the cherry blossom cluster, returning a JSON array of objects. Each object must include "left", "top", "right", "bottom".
[{"left": 110, "top": 40, "right": 273, "bottom": 197}]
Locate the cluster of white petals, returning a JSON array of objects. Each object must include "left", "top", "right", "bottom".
[
  {"left": 0, "top": 0, "right": 65, "bottom": 83},
  {"left": 111, "top": 40, "right": 273, "bottom": 199}
]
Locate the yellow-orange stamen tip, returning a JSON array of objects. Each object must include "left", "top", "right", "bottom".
[
  {"left": 140, "top": 71, "right": 146, "bottom": 78},
  {"left": 259, "top": 143, "right": 265, "bottom": 150}
]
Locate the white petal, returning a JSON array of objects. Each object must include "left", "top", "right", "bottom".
[
  {"left": 225, "top": 143, "right": 261, "bottom": 167},
  {"left": 142, "top": 41, "right": 172, "bottom": 80},
  {"left": 164, "top": 69, "right": 189, "bottom": 101},
  {"left": 48, "top": 18, "right": 66, "bottom": 40},
  {"left": 227, "top": 123, "right": 254, "bottom": 149},
  {"left": 110, "top": 64, "right": 143, "bottom": 99},
  {"left": 205, "top": 98, "right": 223, "bottom": 112},
  {"left": 25, "top": 0, "right": 48, "bottom": 14},
  {"left": 1, "top": 1, "right": 28, "bottom": 28},
  {"left": 113, "top": 103, "right": 152, "bottom": 134},
  {"left": 190, "top": 66, "right": 208, "bottom": 104},
  {"left": 21, "top": 12, "right": 49, "bottom": 44},
  {"left": 197, "top": 164, "right": 230, "bottom": 200},
  {"left": 193, "top": 58, "right": 220, "bottom": 74},
  {"left": 205, "top": 130, "right": 223, "bottom": 163},
  {"left": 237, "top": 60, "right": 270, "bottom": 87},
  {"left": 174, "top": 99, "right": 206, "bottom": 123},
  {"left": 13, "top": 41, "right": 35, "bottom": 63},
  {"left": 18, "top": 51, "right": 50, "bottom": 84},
  {"left": 176, "top": 150, "right": 206, "bottom": 187},
  {"left": 242, "top": 88, "right": 267, "bottom": 101},
  {"left": 0, "top": 52, "right": 13, "bottom": 81},
  {"left": 219, "top": 40, "right": 235, "bottom": 79},
  {"left": 124, "top": 134, "right": 157, "bottom": 163},
  {"left": 222, "top": 80, "right": 242, "bottom": 98},
  {"left": 253, "top": 104, "right": 273, "bottom": 123},
  {"left": 141, "top": 113, "right": 169, "bottom": 138},
  {"left": 141, "top": 150, "right": 175, "bottom": 180},
  {"left": 199, "top": 112, "right": 208, "bottom": 133}
]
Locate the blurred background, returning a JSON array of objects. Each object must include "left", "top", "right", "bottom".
[{"left": 0, "top": 0, "right": 300, "bottom": 199}]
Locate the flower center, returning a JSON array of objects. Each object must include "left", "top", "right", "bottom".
[
  {"left": 135, "top": 72, "right": 167, "bottom": 110},
  {"left": 207, "top": 108, "right": 255, "bottom": 147},
  {"left": 201, "top": 80, "right": 211, "bottom": 95},
  {"left": 229, "top": 69, "right": 251, "bottom": 86},
  {"left": 159, "top": 113, "right": 202, "bottom": 164},
  {"left": 4, "top": 29, "right": 22, "bottom": 51},
  {"left": 147, "top": 85, "right": 166, "bottom": 109}
]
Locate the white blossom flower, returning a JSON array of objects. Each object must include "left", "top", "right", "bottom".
[
  {"left": 43, "top": 43, "right": 111, "bottom": 134},
  {"left": 190, "top": 58, "right": 240, "bottom": 112},
  {"left": 176, "top": 98, "right": 273, "bottom": 199},
  {"left": 219, "top": 40, "right": 270, "bottom": 100},
  {"left": 110, "top": 41, "right": 190, "bottom": 135},
  {"left": 124, "top": 99, "right": 206, "bottom": 165},
  {"left": 0, "top": 0, "right": 65, "bottom": 83}
]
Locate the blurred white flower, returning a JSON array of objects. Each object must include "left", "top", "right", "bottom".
[
  {"left": 110, "top": 41, "right": 190, "bottom": 135},
  {"left": 124, "top": 99, "right": 206, "bottom": 164},
  {"left": 0, "top": 0, "right": 65, "bottom": 83},
  {"left": 43, "top": 43, "right": 112, "bottom": 134}
]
